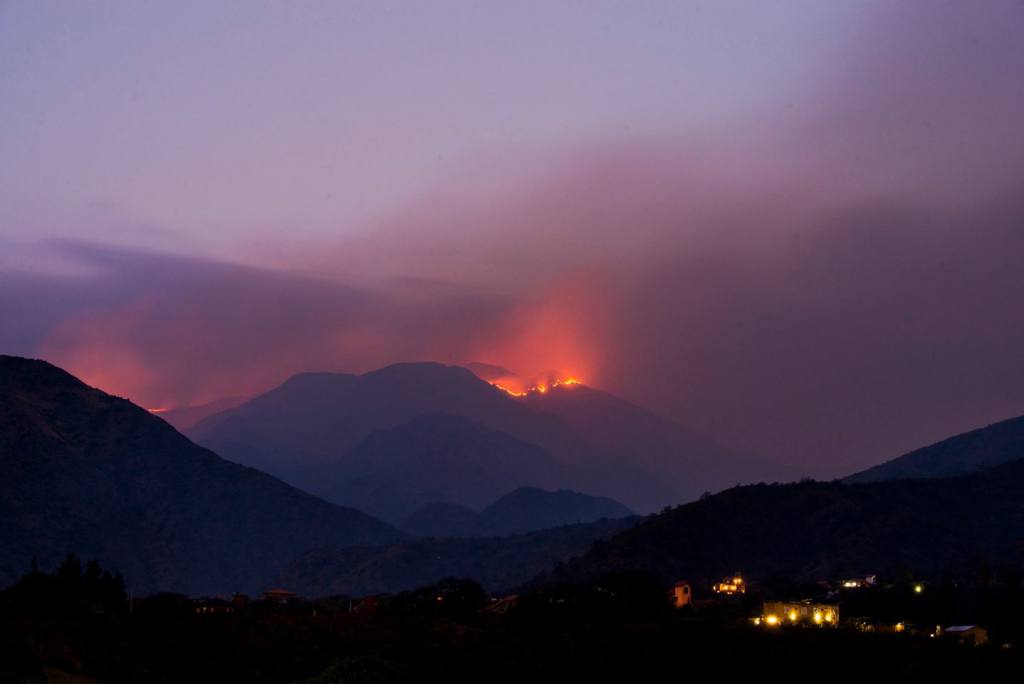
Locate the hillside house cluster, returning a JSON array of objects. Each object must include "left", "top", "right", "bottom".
[
  {"left": 756, "top": 600, "right": 839, "bottom": 628},
  {"left": 840, "top": 575, "right": 877, "bottom": 589},
  {"left": 712, "top": 574, "right": 746, "bottom": 595}
]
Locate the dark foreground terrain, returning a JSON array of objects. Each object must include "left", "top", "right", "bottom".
[{"left": 3, "top": 567, "right": 1022, "bottom": 684}]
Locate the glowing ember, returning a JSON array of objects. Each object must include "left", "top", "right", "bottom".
[
  {"left": 492, "top": 377, "right": 582, "bottom": 397},
  {"left": 492, "top": 383, "right": 527, "bottom": 397}
]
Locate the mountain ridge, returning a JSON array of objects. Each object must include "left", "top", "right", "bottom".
[
  {"left": 0, "top": 355, "right": 403, "bottom": 595},
  {"left": 845, "top": 414, "right": 1024, "bottom": 483},
  {"left": 188, "top": 362, "right": 758, "bottom": 512},
  {"left": 317, "top": 413, "right": 564, "bottom": 522},
  {"left": 400, "top": 486, "right": 633, "bottom": 537},
  {"left": 538, "top": 458, "right": 1024, "bottom": 590},
  {"left": 279, "top": 516, "right": 641, "bottom": 598}
]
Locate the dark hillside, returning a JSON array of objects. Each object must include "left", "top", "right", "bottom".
[{"left": 0, "top": 355, "right": 402, "bottom": 595}]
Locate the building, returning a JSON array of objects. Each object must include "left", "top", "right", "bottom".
[
  {"left": 757, "top": 600, "right": 839, "bottom": 628},
  {"left": 840, "top": 575, "right": 876, "bottom": 589},
  {"left": 483, "top": 595, "right": 519, "bottom": 614},
  {"left": 261, "top": 588, "right": 298, "bottom": 604},
  {"left": 712, "top": 574, "right": 746, "bottom": 595},
  {"left": 192, "top": 597, "right": 234, "bottom": 614},
  {"left": 850, "top": 619, "right": 913, "bottom": 634},
  {"left": 672, "top": 581, "right": 692, "bottom": 608},
  {"left": 942, "top": 625, "right": 989, "bottom": 645}
]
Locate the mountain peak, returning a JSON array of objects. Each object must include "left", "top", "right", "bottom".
[
  {"left": 188, "top": 359, "right": 757, "bottom": 512},
  {"left": 0, "top": 355, "right": 402, "bottom": 594}
]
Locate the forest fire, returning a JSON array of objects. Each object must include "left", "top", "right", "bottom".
[{"left": 492, "top": 377, "right": 582, "bottom": 397}]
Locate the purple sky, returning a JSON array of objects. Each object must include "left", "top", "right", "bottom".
[{"left": 3, "top": 1, "right": 1024, "bottom": 478}]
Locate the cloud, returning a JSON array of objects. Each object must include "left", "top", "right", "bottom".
[
  {"left": 5, "top": 1, "right": 1024, "bottom": 478},
  {"left": 13, "top": 242, "right": 493, "bottom": 407}
]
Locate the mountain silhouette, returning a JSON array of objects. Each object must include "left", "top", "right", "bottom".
[
  {"left": 541, "top": 459, "right": 1024, "bottom": 589},
  {"left": 845, "top": 414, "right": 1024, "bottom": 483},
  {"left": 400, "top": 502, "right": 479, "bottom": 537},
  {"left": 0, "top": 355, "right": 402, "bottom": 595},
  {"left": 279, "top": 517, "right": 639, "bottom": 598},
  {"left": 400, "top": 486, "right": 633, "bottom": 537},
  {"left": 189, "top": 363, "right": 587, "bottom": 490},
  {"left": 317, "top": 413, "right": 564, "bottom": 523},
  {"left": 190, "top": 363, "right": 756, "bottom": 511},
  {"left": 153, "top": 395, "right": 248, "bottom": 431},
  {"left": 522, "top": 384, "right": 779, "bottom": 498}
]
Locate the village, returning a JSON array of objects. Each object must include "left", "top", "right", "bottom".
[
  {"left": 5, "top": 557, "right": 1019, "bottom": 682},
  {"left": 670, "top": 572, "right": 994, "bottom": 646},
  {"left": 178, "top": 570, "right": 1005, "bottom": 651}
]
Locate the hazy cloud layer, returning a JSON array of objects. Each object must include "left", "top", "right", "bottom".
[{"left": 3, "top": 1, "right": 1024, "bottom": 478}]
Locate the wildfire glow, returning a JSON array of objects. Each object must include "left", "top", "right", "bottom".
[
  {"left": 492, "top": 376, "right": 583, "bottom": 397},
  {"left": 147, "top": 407, "right": 171, "bottom": 414}
]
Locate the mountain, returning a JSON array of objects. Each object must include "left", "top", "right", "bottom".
[
  {"left": 279, "top": 517, "right": 640, "bottom": 598},
  {"left": 463, "top": 362, "right": 515, "bottom": 382},
  {"left": 0, "top": 355, "right": 403, "bottom": 596},
  {"left": 845, "top": 414, "right": 1024, "bottom": 483},
  {"left": 400, "top": 502, "right": 479, "bottom": 537},
  {"left": 152, "top": 395, "right": 248, "bottom": 432},
  {"left": 188, "top": 363, "right": 590, "bottom": 494},
  {"left": 317, "top": 414, "right": 565, "bottom": 523},
  {"left": 189, "top": 362, "right": 757, "bottom": 512},
  {"left": 541, "top": 461, "right": 1024, "bottom": 589},
  {"left": 400, "top": 487, "right": 633, "bottom": 537},
  {"left": 522, "top": 384, "right": 781, "bottom": 496},
  {"left": 471, "top": 487, "right": 632, "bottom": 536}
]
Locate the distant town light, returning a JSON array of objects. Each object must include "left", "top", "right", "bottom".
[
  {"left": 712, "top": 573, "right": 747, "bottom": 595},
  {"left": 759, "top": 601, "right": 839, "bottom": 629}
]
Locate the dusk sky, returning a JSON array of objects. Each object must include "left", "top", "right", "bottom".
[{"left": 3, "top": 1, "right": 1024, "bottom": 478}]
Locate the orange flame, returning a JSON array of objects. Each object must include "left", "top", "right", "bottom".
[{"left": 492, "top": 376, "right": 582, "bottom": 397}]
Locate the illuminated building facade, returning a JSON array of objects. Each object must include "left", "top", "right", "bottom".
[
  {"left": 840, "top": 575, "right": 876, "bottom": 589},
  {"left": 712, "top": 574, "right": 746, "bottom": 595},
  {"left": 673, "top": 581, "right": 692, "bottom": 608},
  {"left": 757, "top": 600, "right": 839, "bottom": 628}
]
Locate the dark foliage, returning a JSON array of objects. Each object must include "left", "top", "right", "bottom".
[
  {"left": 1, "top": 578, "right": 1021, "bottom": 684},
  {"left": 278, "top": 517, "right": 638, "bottom": 597},
  {"left": 542, "top": 461, "right": 1024, "bottom": 590},
  {"left": 0, "top": 554, "right": 127, "bottom": 617},
  {"left": 384, "top": 578, "right": 488, "bottom": 617}
]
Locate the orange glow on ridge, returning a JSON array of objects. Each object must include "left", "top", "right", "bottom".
[
  {"left": 492, "top": 383, "right": 527, "bottom": 397},
  {"left": 492, "top": 376, "right": 583, "bottom": 397}
]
